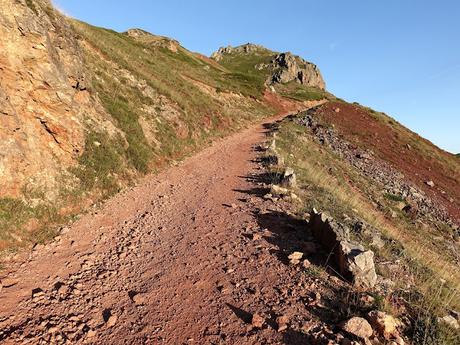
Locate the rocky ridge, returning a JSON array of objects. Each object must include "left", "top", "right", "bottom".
[{"left": 124, "top": 28, "right": 181, "bottom": 52}]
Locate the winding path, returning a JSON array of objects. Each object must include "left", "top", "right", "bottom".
[{"left": 0, "top": 111, "right": 324, "bottom": 344}]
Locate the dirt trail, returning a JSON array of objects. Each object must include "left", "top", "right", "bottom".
[{"left": 0, "top": 111, "right": 325, "bottom": 344}]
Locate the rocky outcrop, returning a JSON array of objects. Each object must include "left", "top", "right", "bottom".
[
  {"left": 0, "top": 0, "right": 116, "bottom": 199},
  {"left": 124, "top": 28, "right": 180, "bottom": 52},
  {"left": 210, "top": 43, "right": 268, "bottom": 61},
  {"left": 270, "top": 52, "right": 325, "bottom": 89},
  {"left": 309, "top": 209, "right": 378, "bottom": 288},
  {"left": 211, "top": 45, "right": 325, "bottom": 90}
]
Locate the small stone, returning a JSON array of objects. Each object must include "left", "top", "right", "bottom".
[
  {"left": 32, "top": 288, "right": 44, "bottom": 299},
  {"left": 132, "top": 293, "right": 146, "bottom": 305},
  {"left": 288, "top": 251, "right": 304, "bottom": 265},
  {"left": 439, "top": 315, "right": 459, "bottom": 329},
  {"left": 276, "top": 315, "right": 289, "bottom": 332},
  {"left": 252, "top": 233, "right": 262, "bottom": 241},
  {"left": 87, "top": 330, "right": 96, "bottom": 338},
  {"left": 1, "top": 278, "right": 19, "bottom": 288},
  {"left": 394, "top": 336, "right": 405, "bottom": 345},
  {"left": 302, "top": 259, "right": 311, "bottom": 268},
  {"left": 270, "top": 185, "right": 289, "bottom": 196},
  {"left": 426, "top": 180, "right": 435, "bottom": 187},
  {"left": 340, "top": 317, "right": 373, "bottom": 339},
  {"left": 251, "top": 314, "right": 265, "bottom": 328},
  {"left": 106, "top": 315, "right": 118, "bottom": 328},
  {"left": 48, "top": 327, "right": 59, "bottom": 334}
]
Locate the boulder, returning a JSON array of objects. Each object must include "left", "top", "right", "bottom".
[
  {"left": 340, "top": 317, "right": 373, "bottom": 339},
  {"left": 309, "top": 210, "right": 377, "bottom": 288},
  {"left": 338, "top": 241, "right": 377, "bottom": 288}
]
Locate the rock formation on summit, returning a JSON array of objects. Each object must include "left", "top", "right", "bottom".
[
  {"left": 269, "top": 52, "right": 325, "bottom": 89},
  {"left": 211, "top": 44, "right": 325, "bottom": 90}
]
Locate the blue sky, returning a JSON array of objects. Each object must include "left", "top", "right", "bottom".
[{"left": 53, "top": 0, "right": 460, "bottom": 153}]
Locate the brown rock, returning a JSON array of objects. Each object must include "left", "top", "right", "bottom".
[
  {"left": 276, "top": 315, "right": 289, "bottom": 332},
  {"left": 106, "top": 315, "right": 118, "bottom": 328},
  {"left": 288, "top": 251, "right": 304, "bottom": 265},
  {"left": 340, "top": 317, "right": 373, "bottom": 339},
  {"left": 251, "top": 314, "right": 265, "bottom": 328}
]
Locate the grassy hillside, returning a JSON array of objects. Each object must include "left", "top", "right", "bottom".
[{"left": 0, "top": 19, "right": 287, "bottom": 253}]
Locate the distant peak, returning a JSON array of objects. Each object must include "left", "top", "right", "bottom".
[
  {"left": 124, "top": 28, "right": 153, "bottom": 38},
  {"left": 210, "top": 43, "right": 271, "bottom": 61}
]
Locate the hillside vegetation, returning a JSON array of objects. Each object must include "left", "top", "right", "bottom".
[{"left": 0, "top": 0, "right": 327, "bottom": 253}]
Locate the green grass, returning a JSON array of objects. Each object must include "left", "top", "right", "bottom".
[
  {"left": 384, "top": 193, "right": 406, "bottom": 202},
  {"left": 275, "top": 81, "right": 329, "bottom": 102},
  {"left": 72, "top": 131, "right": 125, "bottom": 196}
]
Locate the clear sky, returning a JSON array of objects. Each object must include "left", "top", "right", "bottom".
[{"left": 53, "top": 0, "right": 460, "bottom": 153}]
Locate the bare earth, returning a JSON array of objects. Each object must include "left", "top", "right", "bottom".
[{"left": 0, "top": 113, "right": 331, "bottom": 344}]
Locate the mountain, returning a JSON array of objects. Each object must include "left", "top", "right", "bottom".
[{"left": 0, "top": 0, "right": 459, "bottom": 344}]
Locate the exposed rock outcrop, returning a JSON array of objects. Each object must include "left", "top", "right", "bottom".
[
  {"left": 270, "top": 52, "right": 325, "bottom": 89},
  {"left": 124, "top": 28, "right": 180, "bottom": 52},
  {"left": 0, "top": 0, "right": 116, "bottom": 199},
  {"left": 210, "top": 43, "right": 268, "bottom": 61}
]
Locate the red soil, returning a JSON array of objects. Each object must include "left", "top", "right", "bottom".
[{"left": 316, "top": 101, "right": 460, "bottom": 223}]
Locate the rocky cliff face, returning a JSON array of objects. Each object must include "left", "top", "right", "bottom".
[
  {"left": 0, "top": 0, "right": 115, "bottom": 199},
  {"left": 269, "top": 52, "right": 325, "bottom": 90}
]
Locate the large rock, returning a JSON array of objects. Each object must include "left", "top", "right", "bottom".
[
  {"left": 338, "top": 241, "right": 377, "bottom": 288},
  {"left": 309, "top": 210, "right": 377, "bottom": 288},
  {"left": 210, "top": 45, "right": 325, "bottom": 90}
]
